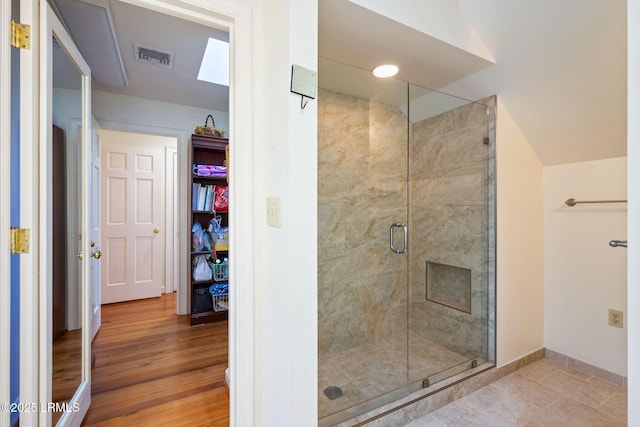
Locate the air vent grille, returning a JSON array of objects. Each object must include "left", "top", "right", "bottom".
[{"left": 134, "top": 44, "right": 174, "bottom": 69}]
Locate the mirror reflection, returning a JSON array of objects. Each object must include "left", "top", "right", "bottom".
[{"left": 51, "top": 34, "right": 83, "bottom": 426}]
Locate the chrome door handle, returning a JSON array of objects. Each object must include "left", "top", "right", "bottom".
[
  {"left": 390, "top": 222, "right": 407, "bottom": 254},
  {"left": 609, "top": 240, "right": 627, "bottom": 248}
]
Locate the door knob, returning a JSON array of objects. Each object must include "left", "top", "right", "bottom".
[
  {"left": 91, "top": 249, "right": 102, "bottom": 259},
  {"left": 153, "top": 227, "right": 160, "bottom": 234}
]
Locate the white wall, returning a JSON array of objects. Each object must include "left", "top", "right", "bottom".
[
  {"left": 495, "top": 100, "right": 545, "bottom": 367},
  {"left": 250, "top": 0, "right": 318, "bottom": 424},
  {"left": 627, "top": 0, "right": 639, "bottom": 422},
  {"left": 52, "top": 87, "right": 81, "bottom": 129},
  {"left": 544, "top": 158, "right": 627, "bottom": 376},
  {"left": 92, "top": 90, "right": 229, "bottom": 138}
]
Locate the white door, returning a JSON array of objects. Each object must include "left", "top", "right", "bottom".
[
  {"left": 101, "top": 139, "right": 163, "bottom": 303},
  {"left": 89, "top": 123, "right": 102, "bottom": 340},
  {"left": 42, "top": 2, "right": 92, "bottom": 425}
]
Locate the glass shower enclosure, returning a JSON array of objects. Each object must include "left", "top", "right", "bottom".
[{"left": 318, "top": 57, "right": 496, "bottom": 425}]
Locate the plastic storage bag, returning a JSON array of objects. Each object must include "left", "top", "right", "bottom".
[{"left": 192, "top": 254, "right": 212, "bottom": 281}]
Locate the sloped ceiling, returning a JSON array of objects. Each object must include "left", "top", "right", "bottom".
[
  {"left": 320, "top": 0, "right": 627, "bottom": 166},
  {"left": 448, "top": 0, "right": 627, "bottom": 165}
]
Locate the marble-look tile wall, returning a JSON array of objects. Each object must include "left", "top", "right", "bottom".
[
  {"left": 318, "top": 87, "right": 496, "bottom": 364},
  {"left": 318, "top": 88, "right": 409, "bottom": 355},
  {"left": 409, "top": 99, "right": 495, "bottom": 359}
]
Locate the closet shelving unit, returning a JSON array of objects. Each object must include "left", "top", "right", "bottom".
[{"left": 190, "top": 134, "right": 229, "bottom": 325}]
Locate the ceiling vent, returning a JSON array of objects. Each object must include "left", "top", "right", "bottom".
[{"left": 134, "top": 44, "right": 174, "bottom": 69}]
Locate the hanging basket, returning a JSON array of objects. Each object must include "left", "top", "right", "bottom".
[{"left": 194, "top": 114, "right": 225, "bottom": 138}]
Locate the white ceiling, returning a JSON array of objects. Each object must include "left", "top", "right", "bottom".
[
  {"left": 448, "top": 0, "right": 627, "bottom": 166},
  {"left": 320, "top": 0, "right": 627, "bottom": 166},
  {"left": 54, "top": 0, "right": 229, "bottom": 111},
  {"left": 56, "top": 0, "right": 626, "bottom": 166}
]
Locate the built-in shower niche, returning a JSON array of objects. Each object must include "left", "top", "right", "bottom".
[{"left": 426, "top": 261, "right": 472, "bottom": 313}]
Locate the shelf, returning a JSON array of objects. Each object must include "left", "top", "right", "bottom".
[
  {"left": 191, "top": 250, "right": 213, "bottom": 255},
  {"left": 191, "top": 250, "right": 227, "bottom": 257},
  {"left": 192, "top": 210, "right": 227, "bottom": 214},
  {"left": 192, "top": 174, "right": 227, "bottom": 181},
  {"left": 193, "top": 279, "right": 216, "bottom": 286},
  {"left": 191, "top": 309, "right": 228, "bottom": 325},
  {"left": 190, "top": 134, "right": 230, "bottom": 326}
]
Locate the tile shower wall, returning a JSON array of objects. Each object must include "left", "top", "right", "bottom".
[
  {"left": 318, "top": 88, "right": 408, "bottom": 355},
  {"left": 409, "top": 99, "right": 494, "bottom": 361}
]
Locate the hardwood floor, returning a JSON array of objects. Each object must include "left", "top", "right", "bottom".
[
  {"left": 52, "top": 328, "right": 82, "bottom": 426},
  {"left": 82, "top": 293, "right": 229, "bottom": 426}
]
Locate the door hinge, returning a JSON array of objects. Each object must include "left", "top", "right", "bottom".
[
  {"left": 10, "top": 227, "right": 30, "bottom": 254},
  {"left": 10, "top": 20, "right": 31, "bottom": 50}
]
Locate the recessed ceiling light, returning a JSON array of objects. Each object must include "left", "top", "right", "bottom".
[{"left": 372, "top": 64, "right": 399, "bottom": 78}]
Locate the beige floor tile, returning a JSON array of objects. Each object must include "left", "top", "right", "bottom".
[
  {"left": 517, "top": 359, "right": 559, "bottom": 381},
  {"left": 430, "top": 397, "right": 509, "bottom": 427},
  {"left": 492, "top": 372, "right": 560, "bottom": 409},
  {"left": 598, "top": 391, "right": 628, "bottom": 422},
  {"left": 484, "top": 395, "right": 546, "bottom": 427},
  {"left": 400, "top": 358, "right": 628, "bottom": 427},
  {"left": 587, "top": 376, "right": 627, "bottom": 393},
  {"left": 539, "top": 358, "right": 592, "bottom": 380},
  {"left": 403, "top": 414, "right": 446, "bottom": 427},
  {"left": 539, "top": 397, "right": 626, "bottom": 427},
  {"left": 539, "top": 370, "right": 616, "bottom": 408},
  {"left": 463, "top": 384, "right": 511, "bottom": 410}
]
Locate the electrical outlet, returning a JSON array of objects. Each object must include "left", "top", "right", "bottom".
[
  {"left": 266, "top": 197, "right": 281, "bottom": 228},
  {"left": 608, "top": 309, "right": 624, "bottom": 328}
]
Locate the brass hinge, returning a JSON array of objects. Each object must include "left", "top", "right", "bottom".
[
  {"left": 10, "top": 20, "right": 31, "bottom": 50},
  {"left": 10, "top": 227, "right": 30, "bottom": 254}
]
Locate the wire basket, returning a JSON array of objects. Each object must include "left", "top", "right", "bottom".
[
  {"left": 212, "top": 260, "right": 229, "bottom": 281},
  {"left": 209, "top": 282, "right": 229, "bottom": 312},
  {"left": 212, "top": 293, "right": 229, "bottom": 312}
]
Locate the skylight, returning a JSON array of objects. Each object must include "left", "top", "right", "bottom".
[{"left": 197, "top": 37, "right": 229, "bottom": 86}]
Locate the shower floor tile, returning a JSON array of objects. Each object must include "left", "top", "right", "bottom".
[{"left": 319, "top": 333, "right": 474, "bottom": 420}]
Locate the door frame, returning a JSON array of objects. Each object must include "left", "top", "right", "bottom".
[
  {"left": 19, "top": 0, "right": 40, "bottom": 424},
  {"left": 1, "top": 1, "right": 13, "bottom": 425},
  {"left": 165, "top": 145, "right": 178, "bottom": 293},
  {"left": 101, "top": 2, "right": 255, "bottom": 425},
  {"left": 13, "top": 0, "right": 255, "bottom": 424},
  {"left": 96, "top": 119, "right": 186, "bottom": 309}
]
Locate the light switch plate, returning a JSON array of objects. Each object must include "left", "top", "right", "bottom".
[
  {"left": 290, "top": 64, "right": 317, "bottom": 99},
  {"left": 266, "top": 197, "right": 282, "bottom": 228}
]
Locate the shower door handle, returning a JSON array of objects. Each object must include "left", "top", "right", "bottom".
[
  {"left": 390, "top": 222, "right": 408, "bottom": 254},
  {"left": 609, "top": 240, "right": 627, "bottom": 248}
]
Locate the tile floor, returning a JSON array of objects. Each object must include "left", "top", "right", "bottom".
[
  {"left": 319, "top": 333, "right": 478, "bottom": 419},
  {"left": 403, "top": 358, "right": 627, "bottom": 426}
]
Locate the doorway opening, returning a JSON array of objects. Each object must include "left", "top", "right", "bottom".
[{"left": 51, "top": 0, "right": 234, "bottom": 423}]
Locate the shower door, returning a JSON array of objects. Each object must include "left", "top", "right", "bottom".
[
  {"left": 318, "top": 58, "right": 495, "bottom": 424},
  {"left": 317, "top": 58, "right": 411, "bottom": 424}
]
